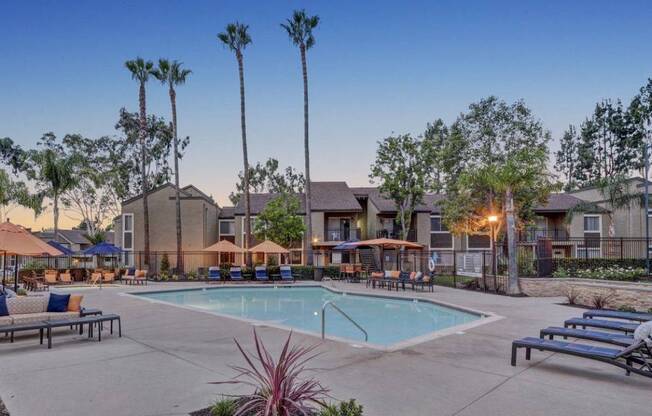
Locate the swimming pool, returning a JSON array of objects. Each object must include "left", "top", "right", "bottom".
[{"left": 134, "top": 286, "right": 487, "bottom": 349}]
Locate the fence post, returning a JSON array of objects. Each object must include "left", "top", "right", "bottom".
[
  {"left": 452, "top": 249, "right": 457, "bottom": 288},
  {"left": 482, "top": 251, "right": 487, "bottom": 292},
  {"left": 620, "top": 238, "right": 624, "bottom": 260}
]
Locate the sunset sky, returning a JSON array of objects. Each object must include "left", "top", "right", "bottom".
[{"left": 2, "top": 0, "right": 652, "bottom": 230}]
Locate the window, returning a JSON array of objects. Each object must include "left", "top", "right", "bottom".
[
  {"left": 467, "top": 234, "right": 490, "bottom": 250},
  {"left": 430, "top": 215, "right": 452, "bottom": 249},
  {"left": 122, "top": 214, "right": 134, "bottom": 251},
  {"left": 219, "top": 220, "right": 235, "bottom": 235},
  {"left": 289, "top": 250, "right": 303, "bottom": 265},
  {"left": 579, "top": 215, "right": 601, "bottom": 258}
]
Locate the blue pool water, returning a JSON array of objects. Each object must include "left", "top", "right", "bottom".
[{"left": 136, "top": 286, "right": 481, "bottom": 347}]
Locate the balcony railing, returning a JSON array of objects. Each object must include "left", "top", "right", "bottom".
[
  {"left": 376, "top": 229, "right": 417, "bottom": 242},
  {"left": 518, "top": 228, "right": 569, "bottom": 242},
  {"left": 326, "top": 228, "right": 361, "bottom": 242}
]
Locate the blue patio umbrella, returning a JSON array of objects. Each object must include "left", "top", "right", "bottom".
[
  {"left": 48, "top": 240, "right": 75, "bottom": 256},
  {"left": 83, "top": 242, "right": 122, "bottom": 255}
]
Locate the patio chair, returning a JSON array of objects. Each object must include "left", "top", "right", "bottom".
[
  {"left": 58, "top": 270, "right": 73, "bottom": 284},
  {"left": 367, "top": 271, "right": 384, "bottom": 288},
  {"left": 208, "top": 266, "right": 221, "bottom": 283},
  {"left": 102, "top": 270, "right": 116, "bottom": 283},
  {"left": 279, "top": 265, "right": 294, "bottom": 282},
  {"left": 229, "top": 267, "right": 243, "bottom": 281},
  {"left": 255, "top": 266, "right": 269, "bottom": 282},
  {"left": 564, "top": 318, "right": 639, "bottom": 334},
  {"left": 43, "top": 270, "right": 58, "bottom": 286},
  {"left": 134, "top": 270, "right": 148, "bottom": 285},
  {"left": 122, "top": 268, "right": 136, "bottom": 284},
  {"left": 540, "top": 327, "right": 635, "bottom": 348},
  {"left": 511, "top": 337, "right": 652, "bottom": 379},
  {"left": 89, "top": 272, "right": 102, "bottom": 285},
  {"left": 583, "top": 309, "right": 652, "bottom": 323},
  {"left": 412, "top": 272, "right": 434, "bottom": 292}
]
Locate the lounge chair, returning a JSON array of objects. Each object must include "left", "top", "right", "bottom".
[
  {"left": 583, "top": 309, "right": 652, "bottom": 323},
  {"left": 564, "top": 318, "right": 639, "bottom": 334},
  {"left": 89, "top": 272, "right": 102, "bottom": 285},
  {"left": 229, "top": 267, "right": 243, "bottom": 281},
  {"left": 511, "top": 337, "right": 652, "bottom": 378},
  {"left": 208, "top": 266, "right": 221, "bottom": 283},
  {"left": 59, "top": 270, "right": 73, "bottom": 284},
  {"left": 255, "top": 266, "right": 269, "bottom": 282},
  {"left": 279, "top": 265, "right": 294, "bottom": 282},
  {"left": 540, "top": 326, "right": 635, "bottom": 347},
  {"left": 102, "top": 271, "right": 116, "bottom": 283}
]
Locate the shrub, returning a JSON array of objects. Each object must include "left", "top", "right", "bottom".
[
  {"left": 517, "top": 248, "right": 536, "bottom": 277},
  {"left": 22, "top": 260, "right": 46, "bottom": 270},
  {"left": 160, "top": 254, "right": 170, "bottom": 275},
  {"left": 187, "top": 270, "right": 198, "bottom": 281},
  {"left": 213, "top": 330, "right": 329, "bottom": 416},
  {"left": 320, "top": 400, "right": 364, "bottom": 416},
  {"left": 17, "top": 288, "right": 27, "bottom": 296},
  {"left": 552, "top": 267, "right": 570, "bottom": 279},
  {"left": 591, "top": 291, "right": 616, "bottom": 309},
  {"left": 553, "top": 258, "right": 646, "bottom": 275},
  {"left": 564, "top": 286, "right": 579, "bottom": 305},
  {"left": 618, "top": 305, "right": 637, "bottom": 312},
  {"left": 211, "top": 398, "right": 237, "bottom": 416}
]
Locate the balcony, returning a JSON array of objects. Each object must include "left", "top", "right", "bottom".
[
  {"left": 518, "top": 227, "right": 569, "bottom": 242},
  {"left": 326, "top": 228, "right": 361, "bottom": 242},
  {"left": 376, "top": 229, "right": 417, "bottom": 242}
]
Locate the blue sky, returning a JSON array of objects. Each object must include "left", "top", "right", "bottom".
[{"left": 2, "top": 0, "right": 652, "bottom": 228}]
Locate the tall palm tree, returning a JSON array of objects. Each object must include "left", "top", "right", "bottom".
[
  {"left": 152, "top": 59, "right": 192, "bottom": 272},
  {"left": 125, "top": 57, "right": 154, "bottom": 266},
  {"left": 281, "top": 10, "right": 319, "bottom": 265},
  {"left": 218, "top": 23, "right": 253, "bottom": 260},
  {"left": 32, "top": 149, "right": 77, "bottom": 243}
]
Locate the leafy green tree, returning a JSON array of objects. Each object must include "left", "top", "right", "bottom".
[
  {"left": 281, "top": 9, "right": 320, "bottom": 265},
  {"left": 555, "top": 125, "right": 579, "bottom": 191},
  {"left": 0, "top": 137, "right": 28, "bottom": 173},
  {"left": 0, "top": 169, "right": 43, "bottom": 222},
  {"left": 369, "top": 134, "right": 437, "bottom": 240},
  {"left": 229, "top": 158, "right": 305, "bottom": 205},
  {"left": 125, "top": 57, "right": 155, "bottom": 265},
  {"left": 28, "top": 134, "right": 80, "bottom": 242},
  {"left": 218, "top": 23, "right": 253, "bottom": 257},
  {"left": 439, "top": 97, "right": 557, "bottom": 294},
  {"left": 253, "top": 194, "right": 306, "bottom": 248},
  {"left": 152, "top": 59, "right": 192, "bottom": 270},
  {"left": 423, "top": 118, "right": 449, "bottom": 192}
]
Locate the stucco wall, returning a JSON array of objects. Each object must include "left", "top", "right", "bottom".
[{"left": 520, "top": 278, "right": 652, "bottom": 311}]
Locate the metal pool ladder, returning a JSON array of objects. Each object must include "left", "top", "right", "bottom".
[{"left": 321, "top": 301, "right": 368, "bottom": 342}]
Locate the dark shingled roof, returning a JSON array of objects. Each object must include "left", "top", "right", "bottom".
[
  {"left": 350, "top": 187, "right": 443, "bottom": 213},
  {"left": 34, "top": 229, "right": 90, "bottom": 245},
  {"left": 219, "top": 206, "right": 235, "bottom": 219},
  {"left": 234, "top": 182, "right": 362, "bottom": 215},
  {"left": 533, "top": 193, "right": 605, "bottom": 212}
]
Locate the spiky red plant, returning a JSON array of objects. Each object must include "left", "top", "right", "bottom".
[{"left": 214, "top": 329, "right": 329, "bottom": 416}]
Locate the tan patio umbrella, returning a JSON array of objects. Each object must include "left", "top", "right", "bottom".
[
  {"left": 0, "top": 220, "right": 63, "bottom": 292},
  {"left": 203, "top": 239, "right": 245, "bottom": 266},
  {"left": 249, "top": 240, "right": 289, "bottom": 265},
  {"left": 349, "top": 238, "right": 424, "bottom": 269}
]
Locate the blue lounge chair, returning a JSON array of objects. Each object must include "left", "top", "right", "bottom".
[
  {"left": 583, "top": 309, "right": 652, "bottom": 323},
  {"left": 208, "top": 266, "right": 221, "bottom": 282},
  {"left": 564, "top": 318, "right": 639, "bottom": 334},
  {"left": 540, "top": 326, "right": 635, "bottom": 347},
  {"left": 229, "top": 267, "right": 243, "bottom": 281},
  {"left": 511, "top": 337, "right": 652, "bottom": 378},
  {"left": 255, "top": 266, "right": 269, "bottom": 282},
  {"left": 280, "top": 265, "right": 294, "bottom": 282}
]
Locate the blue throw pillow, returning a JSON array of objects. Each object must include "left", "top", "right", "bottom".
[
  {"left": 47, "top": 293, "right": 71, "bottom": 313},
  {"left": 0, "top": 295, "right": 8, "bottom": 316}
]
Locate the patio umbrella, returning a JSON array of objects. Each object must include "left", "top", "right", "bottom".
[
  {"left": 47, "top": 240, "right": 75, "bottom": 256},
  {"left": 203, "top": 239, "right": 245, "bottom": 266},
  {"left": 83, "top": 242, "right": 122, "bottom": 288},
  {"left": 0, "top": 220, "right": 63, "bottom": 292},
  {"left": 332, "top": 239, "right": 360, "bottom": 251},
  {"left": 249, "top": 240, "right": 289, "bottom": 265},
  {"left": 349, "top": 238, "right": 424, "bottom": 269}
]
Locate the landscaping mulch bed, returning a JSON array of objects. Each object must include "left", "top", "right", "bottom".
[{"left": 0, "top": 396, "right": 9, "bottom": 416}]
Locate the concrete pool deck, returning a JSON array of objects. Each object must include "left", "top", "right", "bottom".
[{"left": 0, "top": 281, "right": 650, "bottom": 416}]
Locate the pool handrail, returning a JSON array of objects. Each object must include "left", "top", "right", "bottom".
[{"left": 321, "top": 300, "right": 368, "bottom": 342}]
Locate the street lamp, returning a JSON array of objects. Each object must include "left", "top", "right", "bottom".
[{"left": 488, "top": 215, "right": 499, "bottom": 280}]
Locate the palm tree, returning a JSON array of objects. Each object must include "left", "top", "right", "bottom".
[
  {"left": 32, "top": 149, "right": 77, "bottom": 243},
  {"left": 281, "top": 10, "right": 319, "bottom": 265},
  {"left": 218, "top": 23, "right": 253, "bottom": 260},
  {"left": 152, "top": 59, "right": 192, "bottom": 272},
  {"left": 125, "top": 57, "right": 154, "bottom": 266}
]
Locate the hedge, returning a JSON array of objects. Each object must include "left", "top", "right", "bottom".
[{"left": 552, "top": 258, "right": 647, "bottom": 275}]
